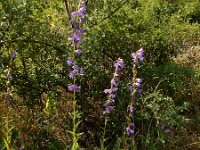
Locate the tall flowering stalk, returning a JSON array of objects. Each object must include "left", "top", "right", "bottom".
[
  {"left": 4, "top": 52, "right": 16, "bottom": 101},
  {"left": 65, "top": 0, "right": 86, "bottom": 149},
  {"left": 2, "top": 52, "right": 16, "bottom": 150},
  {"left": 124, "top": 48, "right": 144, "bottom": 149},
  {"left": 101, "top": 58, "right": 124, "bottom": 149}
]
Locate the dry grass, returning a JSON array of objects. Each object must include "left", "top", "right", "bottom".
[{"left": 173, "top": 46, "right": 200, "bottom": 70}]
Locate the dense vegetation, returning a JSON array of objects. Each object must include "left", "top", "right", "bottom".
[{"left": 0, "top": 0, "right": 200, "bottom": 149}]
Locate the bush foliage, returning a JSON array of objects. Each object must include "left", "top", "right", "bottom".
[{"left": 0, "top": 0, "right": 200, "bottom": 149}]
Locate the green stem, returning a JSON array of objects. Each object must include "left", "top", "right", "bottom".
[
  {"left": 72, "top": 89, "right": 77, "bottom": 150},
  {"left": 72, "top": 39, "right": 78, "bottom": 149},
  {"left": 124, "top": 62, "right": 137, "bottom": 149},
  {"left": 101, "top": 117, "right": 108, "bottom": 150},
  {"left": 101, "top": 65, "right": 119, "bottom": 149}
]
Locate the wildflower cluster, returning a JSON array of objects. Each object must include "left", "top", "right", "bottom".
[
  {"left": 66, "top": 0, "right": 86, "bottom": 92},
  {"left": 64, "top": 1, "right": 87, "bottom": 149},
  {"left": 127, "top": 48, "right": 144, "bottom": 135},
  {"left": 3, "top": 52, "right": 16, "bottom": 100},
  {"left": 103, "top": 58, "right": 124, "bottom": 115}
]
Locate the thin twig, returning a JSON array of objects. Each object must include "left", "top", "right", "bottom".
[
  {"left": 0, "top": 39, "right": 64, "bottom": 52},
  {"left": 89, "top": 0, "right": 128, "bottom": 28},
  {"left": 63, "top": 0, "right": 71, "bottom": 22}
]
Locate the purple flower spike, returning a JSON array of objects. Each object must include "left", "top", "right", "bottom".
[
  {"left": 71, "top": 11, "right": 81, "bottom": 17},
  {"left": 103, "top": 58, "right": 124, "bottom": 115},
  {"left": 110, "top": 94, "right": 116, "bottom": 99},
  {"left": 71, "top": 20, "right": 80, "bottom": 29},
  {"left": 129, "top": 85, "right": 133, "bottom": 91},
  {"left": 113, "top": 87, "right": 118, "bottom": 92},
  {"left": 72, "top": 65, "right": 80, "bottom": 71},
  {"left": 126, "top": 48, "right": 144, "bottom": 136},
  {"left": 103, "top": 101, "right": 110, "bottom": 107},
  {"left": 66, "top": 58, "right": 73, "bottom": 66},
  {"left": 78, "top": 28, "right": 84, "bottom": 34},
  {"left": 137, "top": 48, "right": 144, "bottom": 61},
  {"left": 75, "top": 49, "right": 82, "bottom": 54},
  {"left": 131, "top": 48, "right": 144, "bottom": 63},
  {"left": 68, "top": 33, "right": 82, "bottom": 45},
  {"left": 137, "top": 88, "right": 143, "bottom": 93},
  {"left": 135, "top": 82, "right": 141, "bottom": 87},
  {"left": 127, "top": 123, "right": 135, "bottom": 135},
  {"left": 130, "top": 106, "right": 134, "bottom": 113},
  {"left": 79, "top": 6, "right": 86, "bottom": 13},
  {"left": 135, "top": 78, "right": 142, "bottom": 87},
  {"left": 131, "top": 52, "right": 136, "bottom": 59},
  {"left": 69, "top": 71, "right": 75, "bottom": 79},
  {"left": 111, "top": 99, "right": 115, "bottom": 103},
  {"left": 131, "top": 52, "right": 138, "bottom": 63},
  {"left": 111, "top": 79, "right": 117, "bottom": 86},
  {"left": 103, "top": 105, "right": 114, "bottom": 115},
  {"left": 80, "top": 12, "right": 86, "bottom": 18},
  {"left": 68, "top": 84, "right": 81, "bottom": 92},
  {"left": 66, "top": 2, "right": 86, "bottom": 100},
  {"left": 136, "top": 78, "right": 142, "bottom": 83},
  {"left": 104, "top": 89, "right": 112, "bottom": 94},
  {"left": 114, "top": 59, "right": 124, "bottom": 68},
  {"left": 114, "top": 68, "right": 120, "bottom": 76}
]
